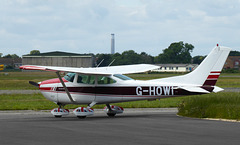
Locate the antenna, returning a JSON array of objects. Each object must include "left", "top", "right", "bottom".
[
  {"left": 108, "top": 59, "right": 115, "bottom": 67},
  {"left": 96, "top": 59, "right": 104, "bottom": 67}
]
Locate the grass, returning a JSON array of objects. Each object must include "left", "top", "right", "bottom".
[
  {"left": 216, "top": 76, "right": 240, "bottom": 88},
  {"left": 0, "top": 72, "right": 240, "bottom": 121},
  {"left": 0, "top": 72, "right": 239, "bottom": 90},
  {"left": 0, "top": 93, "right": 189, "bottom": 110},
  {"left": 178, "top": 92, "right": 240, "bottom": 120},
  {"left": 0, "top": 72, "right": 57, "bottom": 90},
  {"left": 0, "top": 94, "right": 57, "bottom": 110}
]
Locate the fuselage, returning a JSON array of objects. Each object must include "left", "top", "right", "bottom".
[{"left": 39, "top": 73, "right": 204, "bottom": 105}]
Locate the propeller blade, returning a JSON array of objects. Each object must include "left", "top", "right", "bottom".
[{"left": 29, "top": 81, "right": 39, "bottom": 87}]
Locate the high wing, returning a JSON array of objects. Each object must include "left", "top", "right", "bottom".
[{"left": 19, "top": 64, "right": 159, "bottom": 75}]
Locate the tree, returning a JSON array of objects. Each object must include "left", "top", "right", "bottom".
[
  {"left": 3, "top": 54, "right": 20, "bottom": 58},
  {"left": 95, "top": 54, "right": 113, "bottom": 67},
  {"left": 0, "top": 53, "right": 2, "bottom": 58},
  {"left": 192, "top": 55, "right": 206, "bottom": 64},
  {"left": 96, "top": 50, "right": 154, "bottom": 66},
  {"left": 140, "top": 52, "right": 154, "bottom": 64},
  {"left": 154, "top": 41, "right": 194, "bottom": 64},
  {"left": 11, "top": 54, "right": 20, "bottom": 59},
  {"left": 30, "top": 50, "right": 40, "bottom": 55},
  {"left": 3, "top": 54, "right": 12, "bottom": 58},
  {"left": 229, "top": 51, "right": 240, "bottom": 56},
  {"left": 118, "top": 50, "right": 142, "bottom": 65}
]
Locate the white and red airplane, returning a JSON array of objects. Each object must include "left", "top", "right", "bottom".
[{"left": 20, "top": 45, "right": 231, "bottom": 118}]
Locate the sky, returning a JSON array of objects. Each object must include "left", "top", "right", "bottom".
[{"left": 0, "top": 0, "right": 240, "bottom": 57}]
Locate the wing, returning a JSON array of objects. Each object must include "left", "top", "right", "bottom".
[{"left": 19, "top": 64, "right": 159, "bottom": 75}]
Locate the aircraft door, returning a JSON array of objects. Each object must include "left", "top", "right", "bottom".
[
  {"left": 95, "top": 75, "right": 122, "bottom": 104},
  {"left": 69, "top": 74, "right": 96, "bottom": 104}
]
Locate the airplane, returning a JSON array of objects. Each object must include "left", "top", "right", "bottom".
[{"left": 20, "top": 45, "right": 231, "bottom": 118}]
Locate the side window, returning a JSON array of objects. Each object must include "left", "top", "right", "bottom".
[
  {"left": 97, "top": 76, "right": 116, "bottom": 84},
  {"left": 64, "top": 73, "right": 76, "bottom": 82},
  {"left": 77, "top": 74, "right": 95, "bottom": 84}
]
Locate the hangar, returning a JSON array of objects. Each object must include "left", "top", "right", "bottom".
[
  {"left": 22, "top": 51, "right": 95, "bottom": 68},
  {"left": 152, "top": 64, "right": 199, "bottom": 72}
]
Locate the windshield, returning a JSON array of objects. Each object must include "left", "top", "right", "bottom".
[
  {"left": 64, "top": 73, "right": 75, "bottom": 82},
  {"left": 113, "top": 74, "right": 133, "bottom": 80}
]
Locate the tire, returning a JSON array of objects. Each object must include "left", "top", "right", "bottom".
[
  {"left": 77, "top": 116, "right": 87, "bottom": 119},
  {"left": 54, "top": 115, "right": 62, "bottom": 118},
  {"left": 107, "top": 113, "right": 116, "bottom": 117}
]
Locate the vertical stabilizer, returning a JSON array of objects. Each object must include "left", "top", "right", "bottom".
[{"left": 155, "top": 45, "right": 231, "bottom": 86}]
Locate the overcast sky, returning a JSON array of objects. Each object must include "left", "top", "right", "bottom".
[{"left": 1, "top": 0, "right": 240, "bottom": 57}]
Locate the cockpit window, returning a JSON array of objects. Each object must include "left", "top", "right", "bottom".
[
  {"left": 113, "top": 74, "right": 133, "bottom": 80},
  {"left": 77, "top": 74, "right": 95, "bottom": 84},
  {"left": 64, "top": 73, "right": 75, "bottom": 82},
  {"left": 97, "top": 76, "right": 116, "bottom": 84}
]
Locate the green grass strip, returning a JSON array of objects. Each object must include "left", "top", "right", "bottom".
[
  {"left": 178, "top": 92, "right": 240, "bottom": 120},
  {"left": 1, "top": 72, "right": 240, "bottom": 90},
  {"left": 0, "top": 93, "right": 189, "bottom": 110}
]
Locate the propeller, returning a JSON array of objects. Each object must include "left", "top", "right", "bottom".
[{"left": 29, "top": 81, "right": 39, "bottom": 87}]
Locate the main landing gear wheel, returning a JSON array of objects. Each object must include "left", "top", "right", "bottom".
[
  {"left": 107, "top": 113, "right": 116, "bottom": 117},
  {"left": 54, "top": 115, "right": 62, "bottom": 118},
  {"left": 104, "top": 105, "right": 124, "bottom": 117},
  {"left": 77, "top": 116, "right": 87, "bottom": 119}
]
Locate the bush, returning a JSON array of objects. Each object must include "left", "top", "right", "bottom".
[{"left": 222, "top": 68, "right": 240, "bottom": 73}]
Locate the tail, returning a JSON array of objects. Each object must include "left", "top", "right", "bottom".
[{"left": 154, "top": 45, "right": 231, "bottom": 92}]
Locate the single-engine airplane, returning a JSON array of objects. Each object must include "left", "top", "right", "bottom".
[{"left": 20, "top": 45, "right": 231, "bottom": 118}]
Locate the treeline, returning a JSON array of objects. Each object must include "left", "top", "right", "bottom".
[
  {"left": 96, "top": 41, "right": 198, "bottom": 66},
  {"left": 0, "top": 53, "right": 20, "bottom": 59},
  {"left": 2, "top": 42, "right": 240, "bottom": 67},
  {"left": 96, "top": 42, "right": 240, "bottom": 67},
  {"left": 96, "top": 50, "right": 154, "bottom": 66}
]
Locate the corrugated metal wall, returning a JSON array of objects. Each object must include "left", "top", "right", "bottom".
[{"left": 22, "top": 56, "right": 94, "bottom": 68}]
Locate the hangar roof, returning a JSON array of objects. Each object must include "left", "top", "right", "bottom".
[{"left": 23, "top": 51, "right": 93, "bottom": 57}]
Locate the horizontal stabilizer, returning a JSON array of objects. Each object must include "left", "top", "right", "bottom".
[
  {"left": 180, "top": 86, "right": 210, "bottom": 93},
  {"left": 213, "top": 86, "right": 224, "bottom": 93}
]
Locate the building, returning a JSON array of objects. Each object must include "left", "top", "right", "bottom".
[
  {"left": 224, "top": 56, "right": 240, "bottom": 70},
  {"left": 153, "top": 64, "right": 199, "bottom": 72},
  {"left": 22, "top": 51, "right": 94, "bottom": 68}
]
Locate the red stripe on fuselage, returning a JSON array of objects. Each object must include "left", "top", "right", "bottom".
[
  {"left": 40, "top": 87, "right": 52, "bottom": 91},
  {"left": 39, "top": 86, "right": 206, "bottom": 97}
]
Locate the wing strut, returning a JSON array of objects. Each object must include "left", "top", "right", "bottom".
[{"left": 56, "top": 71, "right": 75, "bottom": 103}]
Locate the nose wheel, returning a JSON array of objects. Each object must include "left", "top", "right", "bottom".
[{"left": 51, "top": 104, "right": 69, "bottom": 118}]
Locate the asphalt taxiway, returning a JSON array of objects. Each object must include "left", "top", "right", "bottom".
[{"left": 0, "top": 108, "right": 240, "bottom": 145}]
